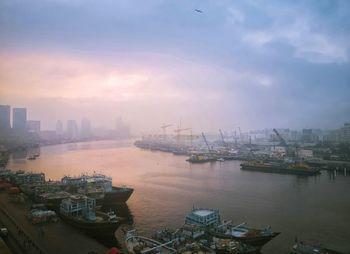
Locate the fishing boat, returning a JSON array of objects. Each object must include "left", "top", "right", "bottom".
[
  {"left": 62, "top": 173, "right": 133, "bottom": 204},
  {"left": 125, "top": 229, "right": 177, "bottom": 254},
  {"left": 289, "top": 241, "right": 346, "bottom": 254},
  {"left": 59, "top": 195, "right": 124, "bottom": 237},
  {"left": 185, "top": 207, "right": 279, "bottom": 249},
  {"left": 212, "top": 221, "right": 280, "bottom": 249}
]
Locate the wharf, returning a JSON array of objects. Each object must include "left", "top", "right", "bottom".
[{"left": 0, "top": 192, "right": 108, "bottom": 254}]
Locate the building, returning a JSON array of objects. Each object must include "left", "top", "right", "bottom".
[
  {"left": 297, "top": 149, "right": 313, "bottom": 159},
  {"left": 80, "top": 118, "right": 91, "bottom": 139},
  {"left": 185, "top": 208, "right": 220, "bottom": 227},
  {"left": 67, "top": 120, "right": 78, "bottom": 140},
  {"left": 0, "top": 105, "right": 11, "bottom": 130},
  {"left": 13, "top": 108, "right": 27, "bottom": 131},
  {"left": 27, "top": 120, "right": 41, "bottom": 134},
  {"left": 338, "top": 123, "right": 350, "bottom": 143},
  {"left": 56, "top": 120, "right": 64, "bottom": 136},
  {"left": 115, "top": 117, "right": 130, "bottom": 139}
]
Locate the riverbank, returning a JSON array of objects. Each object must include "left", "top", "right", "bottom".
[{"left": 0, "top": 191, "right": 108, "bottom": 254}]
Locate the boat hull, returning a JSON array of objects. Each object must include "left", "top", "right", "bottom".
[
  {"left": 214, "top": 232, "right": 280, "bottom": 249},
  {"left": 103, "top": 186, "right": 134, "bottom": 204},
  {"left": 60, "top": 213, "right": 122, "bottom": 237},
  {"left": 241, "top": 164, "right": 320, "bottom": 176}
]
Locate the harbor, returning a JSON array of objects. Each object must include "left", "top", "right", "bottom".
[{"left": 1, "top": 140, "right": 349, "bottom": 254}]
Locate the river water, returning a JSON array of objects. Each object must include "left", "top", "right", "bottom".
[{"left": 6, "top": 140, "right": 350, "bottom": 253}]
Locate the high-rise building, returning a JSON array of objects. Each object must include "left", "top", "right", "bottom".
[
  {"left": 13, "top": 108, "right": 27, "bottom": 131},
  {"left": 67, "top": 120, "right": 78, "bottom": 139},
  {"left": 0, "top": 105, "right": 11, "bottom": 130},
  {"left": 27, "top": 120, "right": 41, "bottom": 133},
  {"left": 80, "top": 118, "right": 91, "bottom": 139},
  {"left": 115, "top": 117, "right": 130, "bottom": 139},
  {"left": 56, "top": 120, "right": 64, "bottom": 135}
]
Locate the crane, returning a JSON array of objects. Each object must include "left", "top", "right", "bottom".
[
  {"left": 273, "top": 129, "right": 287, "bottom": 147},
  {"left": 202, "top": 132, "right": 212, "bottom": 153},
  {"left": 161, "top": 124, "right": 173, "bottom": 137},
  {"left": 219, "top": 129, "right": 227, "bottom": 148},
  {"left": 174, "top": 127, "right": 192, "bottom": 142}
]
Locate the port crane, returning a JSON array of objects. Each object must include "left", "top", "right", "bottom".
[
  {"left": 273, "top": 129, "right": 287, "bottom": 147},
  {"left": 219, "top": 129, "right": 227, "bottom": 148},
  {"left": 174, "top": 127, "right": 192, "bottom": 143},
  {"left": 202, "top": 132, "right": 213, "bottom": 154},
  {"left": 161, "top": 124, "right": 173, "bottom": 137}
]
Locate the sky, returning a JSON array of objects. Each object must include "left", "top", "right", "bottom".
[{"left": 0, "top": 0, "right": 349, "bottom": 133}]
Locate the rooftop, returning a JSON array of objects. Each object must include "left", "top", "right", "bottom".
[{"left": 192, "top": 209, "right": 215, "bottom": 217}]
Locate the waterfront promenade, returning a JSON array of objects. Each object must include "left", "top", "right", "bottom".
[{"left": 0, "top": 192, "right": 108, "bottom": 254}]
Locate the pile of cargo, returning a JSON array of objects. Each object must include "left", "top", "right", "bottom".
[{"left": 27, "top": 209, "right": 58, "bottom": 224}]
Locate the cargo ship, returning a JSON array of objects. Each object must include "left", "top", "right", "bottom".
[
  {"left": 59, "top": 195, "right": 124, "bottom": 237},
  {"left": 240, "top": 161, "right": 320, "bottom": 176}
]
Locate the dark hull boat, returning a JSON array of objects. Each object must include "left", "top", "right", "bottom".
[
  {"left": 214, "top": 230, "right": 280, "bottom": 248},
  {"left": 103, "top": 186, "right": 134, "bottom": 204},
  {"left": 289, "top": 242, "right": 346, "bottom": 254},
  {"left": 60, "top": 211, "right": 123, "bottom": 237},
  {"left": 240, "top": 162, "right": 320, "bottom": 176},
  {"left": 59, "top": 194, "right": 125, "bottom": 238}
]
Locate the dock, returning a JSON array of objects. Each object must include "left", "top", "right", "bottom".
[{"left": 0, "top": 192, "right": 108, "bottom": 254}]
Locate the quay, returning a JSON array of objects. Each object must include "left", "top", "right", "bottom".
[{"left": 0, "top": 192, "right": 108, "bottom": 254}]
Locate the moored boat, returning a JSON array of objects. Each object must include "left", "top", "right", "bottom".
[
  {"left": 212, "top": 221, "right": 280, "bottom": 249},
  {"left": 185, "top": 207, "right": 279, "bottom": 249},
  {"left": 289, "top": 241, "right": 346, "bottom": 254},
  {"left": 240, "top": 161, "right": 320, "bottom": 176},
  {"left": 59, "top": 194, "right": 124, "bottom": 237}
]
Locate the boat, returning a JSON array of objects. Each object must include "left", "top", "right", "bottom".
[
  {"left": 187, "top": 154, "right": 216, "bottom": 163},
  {"left": 185, "top": 207, "right": 279, "bottom": 249},
  {"left": 289, "top": 241, "right": 346, "bottom": 254},
  {"left": 59, "top": 194, "right": 124, "bottom": 237},
  {"left": 126, "top": 229, "right": 177, "bottom": 254},
  {"left": 61, "top": 173, "right": 134, "bottom": 204},
  {"left": 212, "top": 221, "right": 280, "bottom": 249},
  {"left": 240, "top": 161, "right": 320, "bottom": 176},
  {"left": 104, "top": 186, "right": 134, "bottom": 205},
  {"left": 27, "top": 155, "right": 36, "bottom": 160},
  {"left": 154, "top": 226, "right": 258, "bottom": 254}
]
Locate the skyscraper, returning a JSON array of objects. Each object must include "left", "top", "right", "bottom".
[
  {"left": 56, "top": 120, "right": 64, "bottom": 135},
  {"left": 13, "top": 108, "right": 27, "bottom": 131},
  {"left": 80, "top": 118, "right": 92, "bottom": 139},
  {"left": 0, "top": 105, "right": 11, "bottom": 130},
  {"left": 27, "top": 120, "right": 41, "bottom": 133},
  {"left": 67, "top": 120, "right": 78, "bottom": 140}
]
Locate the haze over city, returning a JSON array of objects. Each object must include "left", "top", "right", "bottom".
[{"left": 1, "top": 0, "right": 349, "bottom": 133}]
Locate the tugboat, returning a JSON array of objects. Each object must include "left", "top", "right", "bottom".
[
  {"left": 59, "top": 195, "right": 124, "bottom": 237},
  {"left": 289, "top": 241, "right": 346, "bottom": 254},
  {"left": 185, "top": 207, "right": 279, "bottom": 249},
  {"left": 240, "top": 161, "right": 320, "bottom": 176}
]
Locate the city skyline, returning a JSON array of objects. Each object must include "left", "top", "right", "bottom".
[{"left": 1, "top": 0, "right": 349, "bottom": 132}]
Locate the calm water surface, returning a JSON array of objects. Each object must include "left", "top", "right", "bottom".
[{"left": 6, "top": 140, "right": 350, "bottom": 254}]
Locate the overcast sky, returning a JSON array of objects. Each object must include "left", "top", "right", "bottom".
[{"left": 0, "top": 0, "right": 349, "bottom": 133}]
